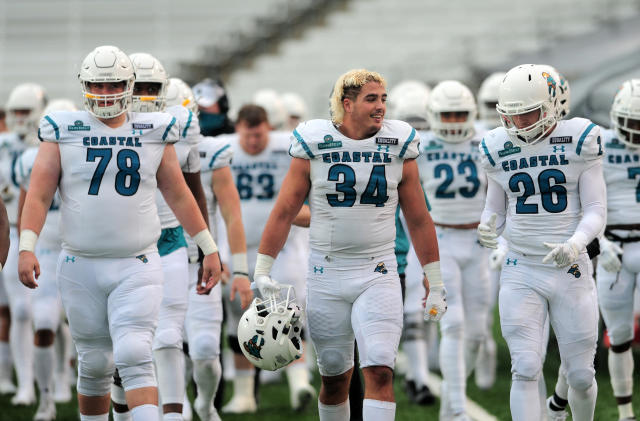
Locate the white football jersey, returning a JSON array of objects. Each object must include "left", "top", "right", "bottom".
[
  {"left": 15, "top": 146, "right": 62, "bottom": 249},
  {"left": 155, "top": 105, "right": 201, "bottom": 229},
  {"left": 290, "top": 119, "right": 419, "bottom": 258},
  {"left": 199, "top": 134, "right": 234, "bottom": 235},
  {"left": 39, "top": 110, "right": 179, "bottom": 257},
  {"left": 480, "top": 118, "right": 603, "bottom": 256},
  {"left": 229, "top": 131, "right": 294, "bottom": 249},
  {"left": 601, "top": 128, "right": 640, "bottom": 225},
  {"left": 417, "top": 131, "right": 487, "bottom": 225},
  {"left": 0, "top": 132, "right": 27, "bottom": 225}
]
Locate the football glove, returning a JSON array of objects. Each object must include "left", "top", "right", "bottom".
[
  {"left": 477, "top": 213, "right": 498, "bottom": 249},
  {"left": 424, "top": 286, "right": 447, "bottom": 322},
  {"left": 489, "top": 245, "right": 508, "bottom": 271},
  {"left": 599, "top": 238, "right": 623, "bottom": 273},
  {"left": 253, "top": 275, "right": 282, "bottom": 298},
  {"left": 542, "top": 239, "right": 581, "bottom": 268}
]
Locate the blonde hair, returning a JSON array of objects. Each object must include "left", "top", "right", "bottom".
[{"left": 330, "top": 69, "right": 386, "bottom": 124}]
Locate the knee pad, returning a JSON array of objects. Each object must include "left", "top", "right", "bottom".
[
  {"left": 567, "top": 368, "right": 594, "bottom": 392},
  {"left": 362, "top": 342, "right": 396, "bottom": 370},
  {"left": 152, "top": 326, "right": 183, "bottom": 351},
  {"left": 114, "top": 339, "right": 156, "bottom": 391},
  {"left": 511, "top": 351, "right": 542, "bottom": 381},
  {"left": 190, "top": 333, "right": 220, "bottom": 360},
  {"left": 608, "top": 325, "right": 634, "bottom": 347},
  {"left": 77, "top": 349, "right": 114, "bottom": 396},
  {"left": 319, "top": 348, "right": 351, "bottom": 377},
  {"left": 10, "top": 300, "right": 31, "bottom": 322}
]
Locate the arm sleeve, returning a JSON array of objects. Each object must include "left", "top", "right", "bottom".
[
  {"left": 480, "top": 176, "right": 507, "bottom": 235},
  {"left": 570, "top": 160, "right": 606, "bottom": 249}
]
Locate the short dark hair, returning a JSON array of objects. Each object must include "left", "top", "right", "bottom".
[{"left": 236, "top": 104, "right": 268, "bottom": 128}]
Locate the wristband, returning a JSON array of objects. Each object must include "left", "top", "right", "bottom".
[
  {"left": 254, "top": 253, "right": 275, "bottom": 277},
  {"left": 193, "top": 229, "right": 218, "bottom": 256},
  {"left": 422, "top": 261, "right": 443, "bottom": 289},
  {"left": 232, "top": 253, "right": 249, "bottom": 277},
  {"left": 19, "top": 229, "right": 38, "bottom": 253}
]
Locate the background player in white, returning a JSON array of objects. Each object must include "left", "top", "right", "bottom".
[
  {"left": 15, "top": 98, "right": 77, "bottom": 421},
  {"left": 17, "top": 45, "right": 221, "bottom": 421},
  {"left": 253, "top": 68, "right": 445, "bottom": 421},
  {"left": 592, "top": 78, "right": 640, "bottom": 421},
  {"left": 477, "top": 64, "right": 605, "bottom": 421},
  {"left": 221, "top": 104, "right": 315, "bottom": 414},
  {"left": 419, "top": 80, "right": 489, "bottom": 421},
  {"left": 0, "top": 82, "right": 48, "bottom": 405},
  {"left": 282, "top": 92, "right": 308, "bottom": 132}
]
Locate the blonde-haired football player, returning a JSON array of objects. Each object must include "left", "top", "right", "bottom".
[{"left": 254, "top": 68, "right": 444, "bottom": 421}]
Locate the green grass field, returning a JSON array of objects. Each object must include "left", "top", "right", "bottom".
[{"left": 2, "top": 314, "right": 640, "bottom": 420}]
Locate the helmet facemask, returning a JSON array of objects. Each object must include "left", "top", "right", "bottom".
[
  {"left": 610, "top": 79, "right": 640, "bottom": 148},
  {"left": 427, "top": 80, "right": 477, "bottom": 143}
]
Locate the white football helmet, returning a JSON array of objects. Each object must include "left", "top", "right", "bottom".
[
  {"left": 610, "top": 79, "right": 640, "bottom": 148},
  {"left": 237, "top": 286, "right": 303, "bottom": 371},
  {"left": 427, "top": 80, "right": 477, "bottom": 143},
  {"left": 281, "top": 92, "right": 308, "bottom": 130},
  {"left": 393, "top": 90, "right": 429, "bottom": 130},
  {"left": 43, "top": 98, "right": 78, "bottom": 115},
  {"left": 556, "top": 72, "right": 571, "bottom": 119},
  {"left": 388, "top": 80, "right": 430, "bottom": 118},
  {"left": 165, "top": 78, "right": 198, "bottom": 114},
  {"left": 477, "top": 72, "right": 506, "bottom": 128},
  {"left": 253, "top": 89, "right": 287, "bottom": 130},
  {"left": 78, "top": 45, "right": 135, "bottom": 119},
  {"left": 129, "top": 52, "right": 168, "bottom": 112},
  {"left": 5, "top": 83, "right": 47, "bottom": 139},
  {"left": 497, "top": 64, "right": 558, "bottom": 145}
]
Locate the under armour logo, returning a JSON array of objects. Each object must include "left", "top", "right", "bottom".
[
  {"left": 552, "top": 145, "right": 565, "bottom": 153},
  {"left": 377, "top": 145, "right": 389, "bottom": 152},
  {"left": 313, "top": 266, "right": 324, "bottom": 274},
  {"left": 65, "top": 256, "right": 76, "bottom": 263},
  {"left": 505, "top": 258, "right": 517, "bottom": 265}
]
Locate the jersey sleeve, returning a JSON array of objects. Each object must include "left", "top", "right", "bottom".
[
  {"left": 161, "top": 115, "right": 180, "bottom": 144},
  {"left": 182, "top": 144, "right": 202, "bottom": 173},
  {"left": 38, "top": 114, "right": 62, "bottom": 143},
  {"left": 289, "top": 123, "right": 315, "bottom": 160},
  {"left": 398, "top": 126, "right": 419, "bottom": 160},
  {"left": 574, "top": 121, "right": 603, "bottom": 162},
  {"left": 478, "top": 130, "right": 500, "bottom": 173},
  {"left": 201, "top": 136, "right": 233, "bottom": 172},
  {"left": 14, "top": 149, "right": 36, "bottom": 189}
]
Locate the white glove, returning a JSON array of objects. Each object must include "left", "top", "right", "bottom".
[
  {"left": 424, "top": 286, "right": 447, "bottom": 322},
  {"left": 253, "top": 275, "right": 282, "bottom": 298},
  {"left": 599, "top": 238, "right": 623, "bottom": 273},
  {"left": 542, "top": 239, "right": 581, "bottom": 268},
  {"left": 489, "top": 246, "right": 508, "bottom": 271},
  {"left": 477, "top": 214, "right": 498, "bottom": 249}
]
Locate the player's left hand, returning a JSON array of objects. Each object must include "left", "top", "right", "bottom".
[
  {"left": 230, "top": 275, "right": 253, "bottom": 309},
  {"left": 18, "top": 251, "right": 40, "bottom": 289},
  {"left": 542, "top": 240, "right": 580, "bottom": 268},
  {"left": 423, "top": 285, "right": 447, "bottom": 322},
  {"left": 198, "top": 252, "right": 222, "bottom": 295},
  {"left": 489, "top": 246, "right": 508, "bottom": 271},
  {"left": 599, "top": 238, "right": 623, "bottom": 273}
]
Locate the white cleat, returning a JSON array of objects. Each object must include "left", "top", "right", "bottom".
[
  {"left": 34, "top": 395, "right": 56, "bottom": 421},
  {"left": 12, "top": 387, "right": 36, "bottom": 405},
  {"left": 221, "top": 394, "right": 257, "bottom": 414},
  {"left": 546, "top": 397, "right": 568, "bottom": 421},
  {"left": 182, "top": 393, "right": 193, "bottom": 421},
  {"left": 53, "top": 378, "right": 72, "bottom": 403},
  {"left": 291, "top": 383, "right": 316, "bottom": 411},
  {"left": 0, "top": 377, "right": 17, "bottom": 394},
  {"left": 194, "top": 395, "right": 221, "bottom": 421}
]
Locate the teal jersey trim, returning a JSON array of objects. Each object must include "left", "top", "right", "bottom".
[
  {"left": 182, "top": 110, "right": 193, "bottom": 139},
  {"left": 208, "top": 144, "right": 231, "bottom": 169},
  {"left": 481, "top": 138, "right": 495, "bottom": 166},
  {"left": 399, "top": 128, "right": 416, "bottom": 159},
  {"left": 292, "top": 129, "right": 315, "bottom": 158},
  {"left": 576, "top": 123, "right": 596, "bottom": 156},
  {"left": 157, "top": 226, "right": 187, "bottom": 257},
  {"left": 394, "top": 207, "right": 409, "bottom": 275},
  {"left": 162, "top": 117, "right": 177, "bottom": 141},
  {"left": 44, "top": 116, "right": 60, "bottom": 140}
]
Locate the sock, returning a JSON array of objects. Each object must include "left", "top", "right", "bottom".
[
  {"left": 10, "top": 317, "right": 33, "bottom": 391},
  {"left": 609, "top": 348, "right": 634, "bottom": 397},
  {"left": 510, "top": 379, "right": 540, "bottom": 421},
  {"left": 154, "top": 348, "right": 185, "bottom": 405},
  {"left": 193, "top": 358, "right": 222, "bottom": 408},
  {"left": 131, "top": 404, "right": 159, "bottom": 421},
  {"left": 34, "top": 345, "right": 54, "bottom": 397},
  {"left": 55, "top": 323, "right": 73, "bottom": 378},
  {"left": 554, "top": 364, "right": 569, "bottom": 401},
  {"left": 318, "top": 399, "right": 350, "bottom": 421},
  {"left": 363, "top": 399, "right": 396, "bottom": 421},
  {"left": 80, "top": 414, "right": 109, "bottom": 421},
  {"left": 232, "top": 369, "right": 255, "bottom": 399},
  {"left": 0, "top": 341, "right": 13, "bottom": 380},
  {"left": 286, "top": 361, "right": 311, "bottom": 390},
  {"left": 163, "top": 413, "right": 183, "bottom": 421},
  {"left": 568, "top": 378, "right": 597, "bottom": 421},
  {"left": 464, "top": 338, "right": 482, "bottom": 377},
  {"left": 402, "top": 339, "right": 429, "bottom": 387},
  {"left": 111, "top": 383, "right": 132, "bottom": 421},
  {"left": 439, "top": 333, "right": 466, "bottom": 414}
]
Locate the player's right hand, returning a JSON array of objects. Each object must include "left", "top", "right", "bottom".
[
  {"left": 18, "top": 251, "right": 40, "bottom": 289},
  {"left": 198, "top": 253, "right": 222, "bottom": 295},
  {"left": 599, "top": 238, "right": 623, "bottom": 273},
  {"left": 230, "top": 275, "right": 253, "bottom": 309},
  {"left": 253, "top": 275, "right": 282, "bottom": 298},
  {"left": 423, "top": 285, "right": 447, "bottom": 322},
  {"left": 477, "top": 213, "right": 498, "bottom": 249}
]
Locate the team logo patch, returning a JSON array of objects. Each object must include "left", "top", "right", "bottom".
[
  {"left": 550, "top": 136, "right": 572, "bottom": 144},
  {"left": 567, "top": 264, "right": 581, "bottom": 278},
  {"left": 498, "top": 141, "right": 521, "bottom": 157},
  {"left": 374, "top": 262, "right": 388, "bottom": 274},
  {"left": 376, "top": 137, "right": 398, "bottom": 145},
  {"left": 136, "top": 254, "right": 149, "bottom": 264},
  {"left": 68, "top": 120, "right": 91, "bottom": 131},
  {"left": 606, "top": 137, "right": 625, "bottom": 149},
  {"left": 542, "top": 71, "right": 557, "bottom": 97},
  {"left": 132, "top": 123, "right": 153, "bottom": 130},
  {"left": 318, "top": 134, "right": 343, "bottom": 150},
  {"left": 243, "top": 335, "right": 265, "bottom": 359},
  {"left": 423, "top": 140, "right": 443, "bottom": 151}
]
